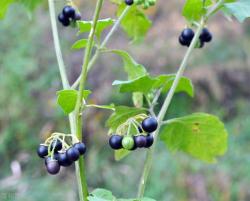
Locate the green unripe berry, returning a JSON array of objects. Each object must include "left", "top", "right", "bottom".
[
  {"left": 142, "top": 2, "right": 150, "bottom": 9},
  {"left": 148, "top": 0, "right": 156, "bottom": 6},
  {"left": 122, "top": 136, "right": 135, "bottom": 150},
  {"left": 134, "top": 0, "right": 144, "bottom": 5}
]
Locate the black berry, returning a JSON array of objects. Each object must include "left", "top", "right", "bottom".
[
  {"left": 145, "top": 134, "right": 154, "bottom": 148},
  {"left": 37, "top": 144, "right": 48, "bottom": 158},
  {"left": 138, "top": 126, "right": 143, "bottom": 133},
  {"left": 125, "top": 0, "right": 134, "bottom": 6},
  {"left": 63, "top": 6, "right": 75, "bottom": 19},
  {"left": 199, "top": 39, "right": 205, "bottom": 48},
  {"left": 46, "top": 160, "right": 60, "bottom": 175},
  {"left": 142, "top": 117, "right": 158, "bottom": 133},
  {"left": 74, "top": 142, "right": 86, "bottom": 155},
  {"left": 109, "top": 135, "right": 123, "bottom": 150},
  {"left": 181, "top": 28, "right": 194, "bottom": 41},
  {"left": 58, "top": 152, "right": 73, "bottom": 167},
  {"left": 200, "top": 28, "right": 212, "bottom": 43},
  {"left": 50, "top": 139, "right": 62, "bottom": 152},
  {"left": 66, "top": 147, "right": 80, "bottom": 162},
  {"left": 179, "top": 35, "right": 190, "bottom": 46},
  {"left": 134, "top": 135, "right": 147, "bottom": 148},
  {"left": 74, "top": 13, "right": 82, "bottom": 21}
]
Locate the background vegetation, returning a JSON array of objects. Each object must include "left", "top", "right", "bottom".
[{"left": 0, "top": 1, "right": 250, "bottom": 200}]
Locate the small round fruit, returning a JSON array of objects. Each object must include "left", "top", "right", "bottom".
[
  {"left": 129, "top": 142, "right": 137, "bottom": 151},
  {"left": 74, "top": 13, "right": 82, "bottom": 21},
  {"left": 63, "top": 6, "right": 75, "bottom": 18},
  {"left": 145, "top": 134, "right": 154, "bottom": 148},
  {"left": 74, "top": 142, "right": 86, "bottom": 155},
  {"left": 134, "top": 135, "right": 147, "bottom": 148},
  {"left": 125, "top": 0, "right": 134, "bottom": 5},
  {"left": 138, "top": 126, "right": 143, "bottom": 133},
  {"left": 109, "top": 135, "right": 123, "bottom": 150},
  {"left": 199, "top": 28, "right": 212, "bottom": 42},
  {"left": 46, "top": 160, "right": 60, "bottom": 175},
  {"left": 37, "top": 144, "right": 48, "bottom": 158},
  {"left": 199, "top": 40, "right": 205, "bottom": 48},
  {"left": 122, "top": 136, "right": 135, "bottom": 150},
  {"left": 181, "top": 28, "right": 194, "bottom": 41},
  {"left": 179, "top": 35, "right": 190, "bottom": 46},
  {"left": 66, "top": 147, "right": 80, "bottom": 162},
  {"left": 142, "top": 117, "right": 158, "bottom": 133},
  {"left": 58, "top": 152, "right": 72, "bottom": 167},
  {"left": 50, "top": 140, "right": 62, "bottom": 152}
]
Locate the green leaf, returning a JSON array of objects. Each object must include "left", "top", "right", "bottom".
[
  {"left": 117, "top": 4, "right": 152, "bottom": 42},
  {"left": 160, "top": 113, "right": 228, "bottom": 163},
  {"left": 88, "top": 188, "right": 115, "bottom": 201},
  {"left": 72, "top": 39, "right": 88, "bottom": 50},
  {"left": 224, "top": 0, "right": 250, "bottom": 22},
  {"left": 0, "top": 0, "right": 14, "bottom": 19},
  {"left": 106, "top": 106, "right": 147, "bottom": 132},
  {"left": 77, "top": 18, "right": 115, "bottom": 39},
  {"left": 118, "top": 198, "right": 156, "bottom": 201},
  {"left": 0, "top": 0, "right": 42, "bottom": 19},
  {"left": 109, "top": 49, "right": 147, "bottom": 107},
  {"left": 114, "top": 149, "right": 131, "bottom": 161},
  {"left": 182, "top": 0, "right": 212, "bottom": 22},
  {"left": 113, "top": 74, "right": 194, "bottom": 97},
  {"left": 57, "top": 89, "right": 91, "bottom": 114}
]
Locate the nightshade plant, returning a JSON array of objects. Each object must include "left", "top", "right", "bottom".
[{"left": 1, "top": 0, "right": 250, "bottom": 200}]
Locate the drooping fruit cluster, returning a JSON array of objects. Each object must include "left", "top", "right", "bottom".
[
  {"left": 179, "top": 27, "right": 213, "bottom": 48},
  {"left": 58, "top": 5, "right": 81, "bottom": 27},
  {"left": 37, "top": 133, "right": 86, "bottom": 175},
  {"left": 125, "top": 0, "right": 156, "bottom": 9},
  {"left": 109, "top": 117, "right": 158, "bottom": 151}
]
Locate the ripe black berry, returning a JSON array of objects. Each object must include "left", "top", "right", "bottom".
[
  {"left": 50, "top": 140, "right": 62, "bottom": 152},
  {"left": 125, "top": 0, "right": 134, "bottom": 6},
  {"left": 179, "top": 35, "right": 190, "bottom": 46},
  {"left": 199, "top": 40, "right": 205, "bottom": 48},
  {"left": 63, "top": 6, "right": 75, "bottom": 19},
  {"left": 66, "top": 147, "right": 80, "bottom": 162},
  {"left": 46, "top": 160, "right": 60, "bottom": 175},
  {"left": 142, "top": 117, "right": 158, "bottom": 133},
  {"left": 181, "top": 28, "right": 194, "bottom": 41},
  {"left": 74, "top": 13, "right": 82, "bottom": 21},
  {"left": 200, "top": 28, "right": 212, "bottom": 43},
  {"left": 74, "top": 142, "right": 86, "bottom": 155},
  {"left": 145, "top": 134, "right": 154, "bottom": 148},
  {"left": 134, "top": 135, "right": 147, "bottom": 148},
  {"left": 109, "top": 135, "right": 123, "bottom": 150},
  {"left": 58, "top": 152, "right": 72, "bottom": 167},
  {"left": 37, "top": 144, "right": 48, "bottom": 158}
]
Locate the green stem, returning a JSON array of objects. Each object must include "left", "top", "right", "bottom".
[
  {"left": 137, "top": 18, "right": 205, "bottom": 198},
  {"left": 74, "top": 0, "right": 104, "bottom": 200},
  {"left": 71, "top": 6, "right": 131, "bottom": 89}
]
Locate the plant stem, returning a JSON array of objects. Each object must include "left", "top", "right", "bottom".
[
  {"left": 74, "top": 0, "right": 104, "bottom": 200},
  {"left": 137, "top": 18, "right": 205, "bottom": 198},
  {"left": 71, "top": 6, "right": 131, "bottom": 89},
  {"left": 48, "top": 0, "right": 69, "bottom": 89}
]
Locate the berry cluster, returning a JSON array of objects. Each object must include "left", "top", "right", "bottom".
[
  {"left": 109, "top": 117, "right": 158, "bottom": 151},
  {"left": 179, "top": 28, "right": 213, "bottom": 48},
  {"left": 37, "top": 134, "right": 86, "bottom": 175},
  {"left": 125, "top": 0, "right": 156, "bottom": 9},
  {"left": 58, "top": 5, "right": 81, "bottom": 27}
]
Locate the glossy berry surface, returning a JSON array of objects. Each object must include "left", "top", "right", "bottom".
[
  {"left": 122, "top": 136, "right": 135, "bottom": 150},
  {"left": 179, "top": 35, "right": 190, "bottom": 46},
  {"left": 125, "top": 0, "right": 134, "bottom": 6},
  {"left": 200, "top": 28, "right": 212, "bottom": 42},
  {"left": 46, "top": 160, "right": 60, "bottom": 175},
  {"left": 142, "top": 117, "right": 158, "bottom": 133},
  {"left": 50, "top": 140, "right": 62, "bottom": 152},
  {"left": 66, "top": 147, "right": 80, "bottom": 162},
  {"left": 58, "top": 152, "right": 72, "bottom": 167},
  {"left": 181, "top": 28, "right": 194, "bottom": 41},
  {"left": 109, "top": 135, "right": 123, "bottom": 150},
  {"left": 37, "top": 145, "right": 48, "bottom": 158},
  {"left": 145, "top": 134, "right": 154, "bottom": 148},
  {"left": 63, "top": 6, "right": 75, "bottom": 18},
  {"left": 134, "top": 135, "right": 147, "bottom": 148},
  {"left": 74, "top": 142, "right": 86, "bottom": 155}
]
